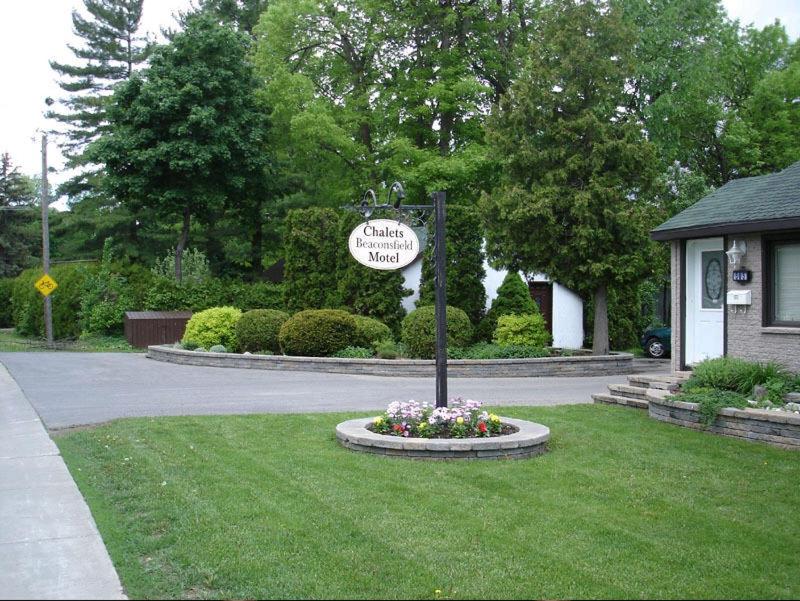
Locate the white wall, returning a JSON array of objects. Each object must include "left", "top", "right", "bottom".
[
  {"left": 401, "top": 259, "right": 422, "bottom": 314},
  {"left": 551, "top": 283, "right": 584, "bottom": 349},
  {"left": 403, "top": 257, "right": 585, "bottom": 349}
]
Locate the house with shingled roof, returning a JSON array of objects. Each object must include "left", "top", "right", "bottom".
[{"left": 651, "top": 160, "right": 800, "bottom": 373}]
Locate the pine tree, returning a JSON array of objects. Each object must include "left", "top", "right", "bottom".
[
  {"left": 48, "top": 0, "right": 150, "bottom": 163},
  {"left": 0, "top": 154, "right": 38, "bottom": 277}
]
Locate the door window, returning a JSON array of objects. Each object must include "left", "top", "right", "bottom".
[{"left": 701, "top": 251, "right": 724, "bottom": 310}]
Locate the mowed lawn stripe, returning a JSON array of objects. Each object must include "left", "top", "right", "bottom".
[{"left": 56, "top": 405, "right": 800, "bottom": 599}]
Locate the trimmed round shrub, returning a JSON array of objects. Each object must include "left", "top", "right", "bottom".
[
  {"left": 278, "top": 309, "right": 358, "bottom": 357},
  {"left": 209, "top": 344, "right": 227, "bottom": 353},
  {"left": 353, "top": 315, "right": 392, "bottom": 347},
  {"left": 235, "top": 309, "right": 289, "bottom": 353},
  {"left": 494, "top": 313, "right": 551, "bottom": 347},
  {"left": 182, "top": 306, "right": 242, "bottom": 350},
  {"left": 401, "top": 305, "right": 473, "bottom": 359}
]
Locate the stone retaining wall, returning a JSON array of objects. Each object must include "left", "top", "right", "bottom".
[
  {"left": 336, "top": 417, "right": 549, "bottom": 460},
  {"left": 648, "top": 394, "right": 800, "bottom": 450},
  {"left": 146, "top": 345, "right": 633, "bottom": 378}
]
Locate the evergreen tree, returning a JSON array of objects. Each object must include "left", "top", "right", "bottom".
[
  {"left": 282, "top": 208, "right": 339, "bottom": 312},
  {"left": 0, "top": 154, "right": 38, "bottom": 277},
  {"left": 418, "top": 205, "right": 486, "bottom": 326},
  {"left": 90, "top": 13, "right": 272, "bottom": 281},
  {"left": 336, "top": 211, "right": 409, "bottom": 333},
  {"left": 481, "top": 0, "right": 657, "bottom": 355},
  {"left": 477, "top": 272, "right": 538, "bottom": 342},
  {"left": 48, "top": 0, "right": 150, "bottom": 163}
]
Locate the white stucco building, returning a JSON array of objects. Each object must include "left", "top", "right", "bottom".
[{"left": 401, "top": 258, "right": 585, "bottom": 349}]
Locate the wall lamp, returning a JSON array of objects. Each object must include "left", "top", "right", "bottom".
[{"left": 725, "top": 240, "right": 747, "bottom": 268}]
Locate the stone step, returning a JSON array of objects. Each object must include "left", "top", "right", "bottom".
[
  {"left": 627, "top": 373, "right": 685, "bottom": 390},
  {"left": 608, "top": 384, "right": 649, "bottom": 401},
  {"left": 591, "top": 393, "right": 648, "bottom": 410}
]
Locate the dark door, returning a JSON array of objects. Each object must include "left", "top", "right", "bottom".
[{"left": 528, "top": 282, "right": 553, "bottom": 335}]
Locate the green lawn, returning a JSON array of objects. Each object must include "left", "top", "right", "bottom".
[
  {"left": 0, "top": 329, "right": 139, "bottom": 352},
  {"left": 56, "top": 405, "right": 800, "bottom": 600}
]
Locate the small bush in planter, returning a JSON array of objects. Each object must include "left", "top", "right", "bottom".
[
  {"left": 353, "top": 315, "right": 392, "bottom": 347},
  {"left": 209, "top": 344, "right": 227, "bottom": 353},
  {"left": 684, "top": 357, "right": 787, "bottom": 395},
  {"left": 374, "top": 339, "right": 406, "bottom": 359},
  {"left": 332, "top": 346, "right": 374, "bottom": 358},
  {"left": 278, "top": 309, "right": 358, "bottom": 357},
  {"left": 448, "top": 343, "right": 551, "bottom": 360},
  {"left": 401, "top": 305, "right": 472, "bottom": 359},
  {"left": 494, "top": 313, "right": 551, "bottom": 348},
  {"left": 672, "top": 387, "right": 749, "bottom": 426},
  {"left": 235, "top": 309, "right": 289, "bottom": 353},
  {"left": 182, "top": 306, "right": 242, "bottom": 350}
]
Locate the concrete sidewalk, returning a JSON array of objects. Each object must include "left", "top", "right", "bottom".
[{"left": 0, "top": 365, "right": 125, "bottom": 600}]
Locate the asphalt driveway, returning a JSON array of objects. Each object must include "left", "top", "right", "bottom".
[{"left": 0, "top": 352, "right": 667, "bottom": 429}]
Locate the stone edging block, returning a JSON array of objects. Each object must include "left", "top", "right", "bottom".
[
  {"left": 335, "top": 417, "right": 549, "bottom": 460},
  {"left": 647, "top": 392, "right": 800, "bottom": 450},
  {"left": 146, "top": 345, "right": 633, "bottom": 378}
]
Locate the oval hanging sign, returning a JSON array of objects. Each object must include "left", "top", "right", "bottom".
[{"left": 348, "top": 219, "right": 420, "bottom": 270}]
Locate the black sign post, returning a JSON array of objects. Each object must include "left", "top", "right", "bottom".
[
  {"left": 348, "top": 186, "right": 449, "bottom": 408},
  {"left": 433, "top": 191, "right": 448, "bottom": 408}
]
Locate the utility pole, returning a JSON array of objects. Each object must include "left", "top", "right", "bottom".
[{"left": 41, "top": 133, "right": 54, "bottom": 348}]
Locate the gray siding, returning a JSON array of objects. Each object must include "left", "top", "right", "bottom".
[{"left": 725, "top": 234, "right": 800, "bottom": 372}]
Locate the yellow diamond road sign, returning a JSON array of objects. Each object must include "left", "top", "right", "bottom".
[{"left": 34, "top": 274, "right": 58, "bottom": 297}]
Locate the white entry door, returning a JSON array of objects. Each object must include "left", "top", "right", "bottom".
[{"left": 685, "top": 238, "right": 725, "bottom": 366}]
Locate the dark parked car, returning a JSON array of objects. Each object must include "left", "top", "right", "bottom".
[{"left": 641, "top": 326, "right": 671, "bottom": 359}]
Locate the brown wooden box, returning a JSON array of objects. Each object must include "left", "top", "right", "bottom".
[{"left": 124, "top": 311, "right": 192, "bottom": 348}]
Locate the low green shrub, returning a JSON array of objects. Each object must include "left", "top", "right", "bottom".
[
  {"left": 673, "top": 387, "right": 749, "bottom": 426},
  {"left": 494, "top": 313, "right": 551, "bottom": 347},
  {"left": 448, "top": 343, "right": 552, "bottom": 360},
  {"left": 209, "top": 344, "right": 227, "bottom": 353},
  {"left": 12, "top": 264, "right": 97, "bottom": 339},
  {"left": 182, "top": 339, "right": 200, "bottom": 351},
  {"left": 0, "top": 278, "right": 14, "bottom": 327},
  {"left": 332, "top": 346, "right": 374, "bottom": 358},
  {"left": 229, "top": 282, "right": 284, "bottom": 311},
  {"left": 182, "top": 307, "right": 242, "bottom": 350},
  {"left": 144, "top": 278, "right": 284, "bottom": 313},
  {"left": 353, "top": 315, "right": 392, "bottom": 347},
  {"left": 234, "top": 309, "right": 289, "bottom": 353},
  {"left": 80, "top": 240, "right": 133, "bottom": 335},
  {"left": 278, "top": 309, "right": 358, "bottom": 357},
  {"left": 684, "top": 357, "right": 788, "bottom": 395},
  {"left": 374, "top": 339, "right": 407, "bottom": 360},
  {"left": 401, "top": 305, "right": 472, "bottom": 359}
]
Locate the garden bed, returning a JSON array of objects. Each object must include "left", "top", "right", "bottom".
[
  {"left": 146, "top": 344, "right": 633, "bottom": 377},
  {"left": 648, "top": 391, "right": 800, "bottom": 450},
  {"left": 336, "top": 416, "right": 549, "bottom": 459}
]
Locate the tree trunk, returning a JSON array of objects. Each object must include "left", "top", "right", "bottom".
[
  {"left": 592, "top": 283, "right": 609, "bottom": 355},
  {"left": 175, "top": 206, "right": 191, "bottom": 283}
]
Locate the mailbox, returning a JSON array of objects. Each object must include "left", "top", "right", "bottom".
[{"left": 726, "top": 290, "right": 751, "bottom": 305}]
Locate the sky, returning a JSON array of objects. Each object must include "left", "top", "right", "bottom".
[{"left": 0, "top": 0, "right": 797, "bottom": 202}]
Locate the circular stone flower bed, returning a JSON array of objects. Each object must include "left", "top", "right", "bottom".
[{"left": 336, "top": 399, "right": 550, "bottom": 460}]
